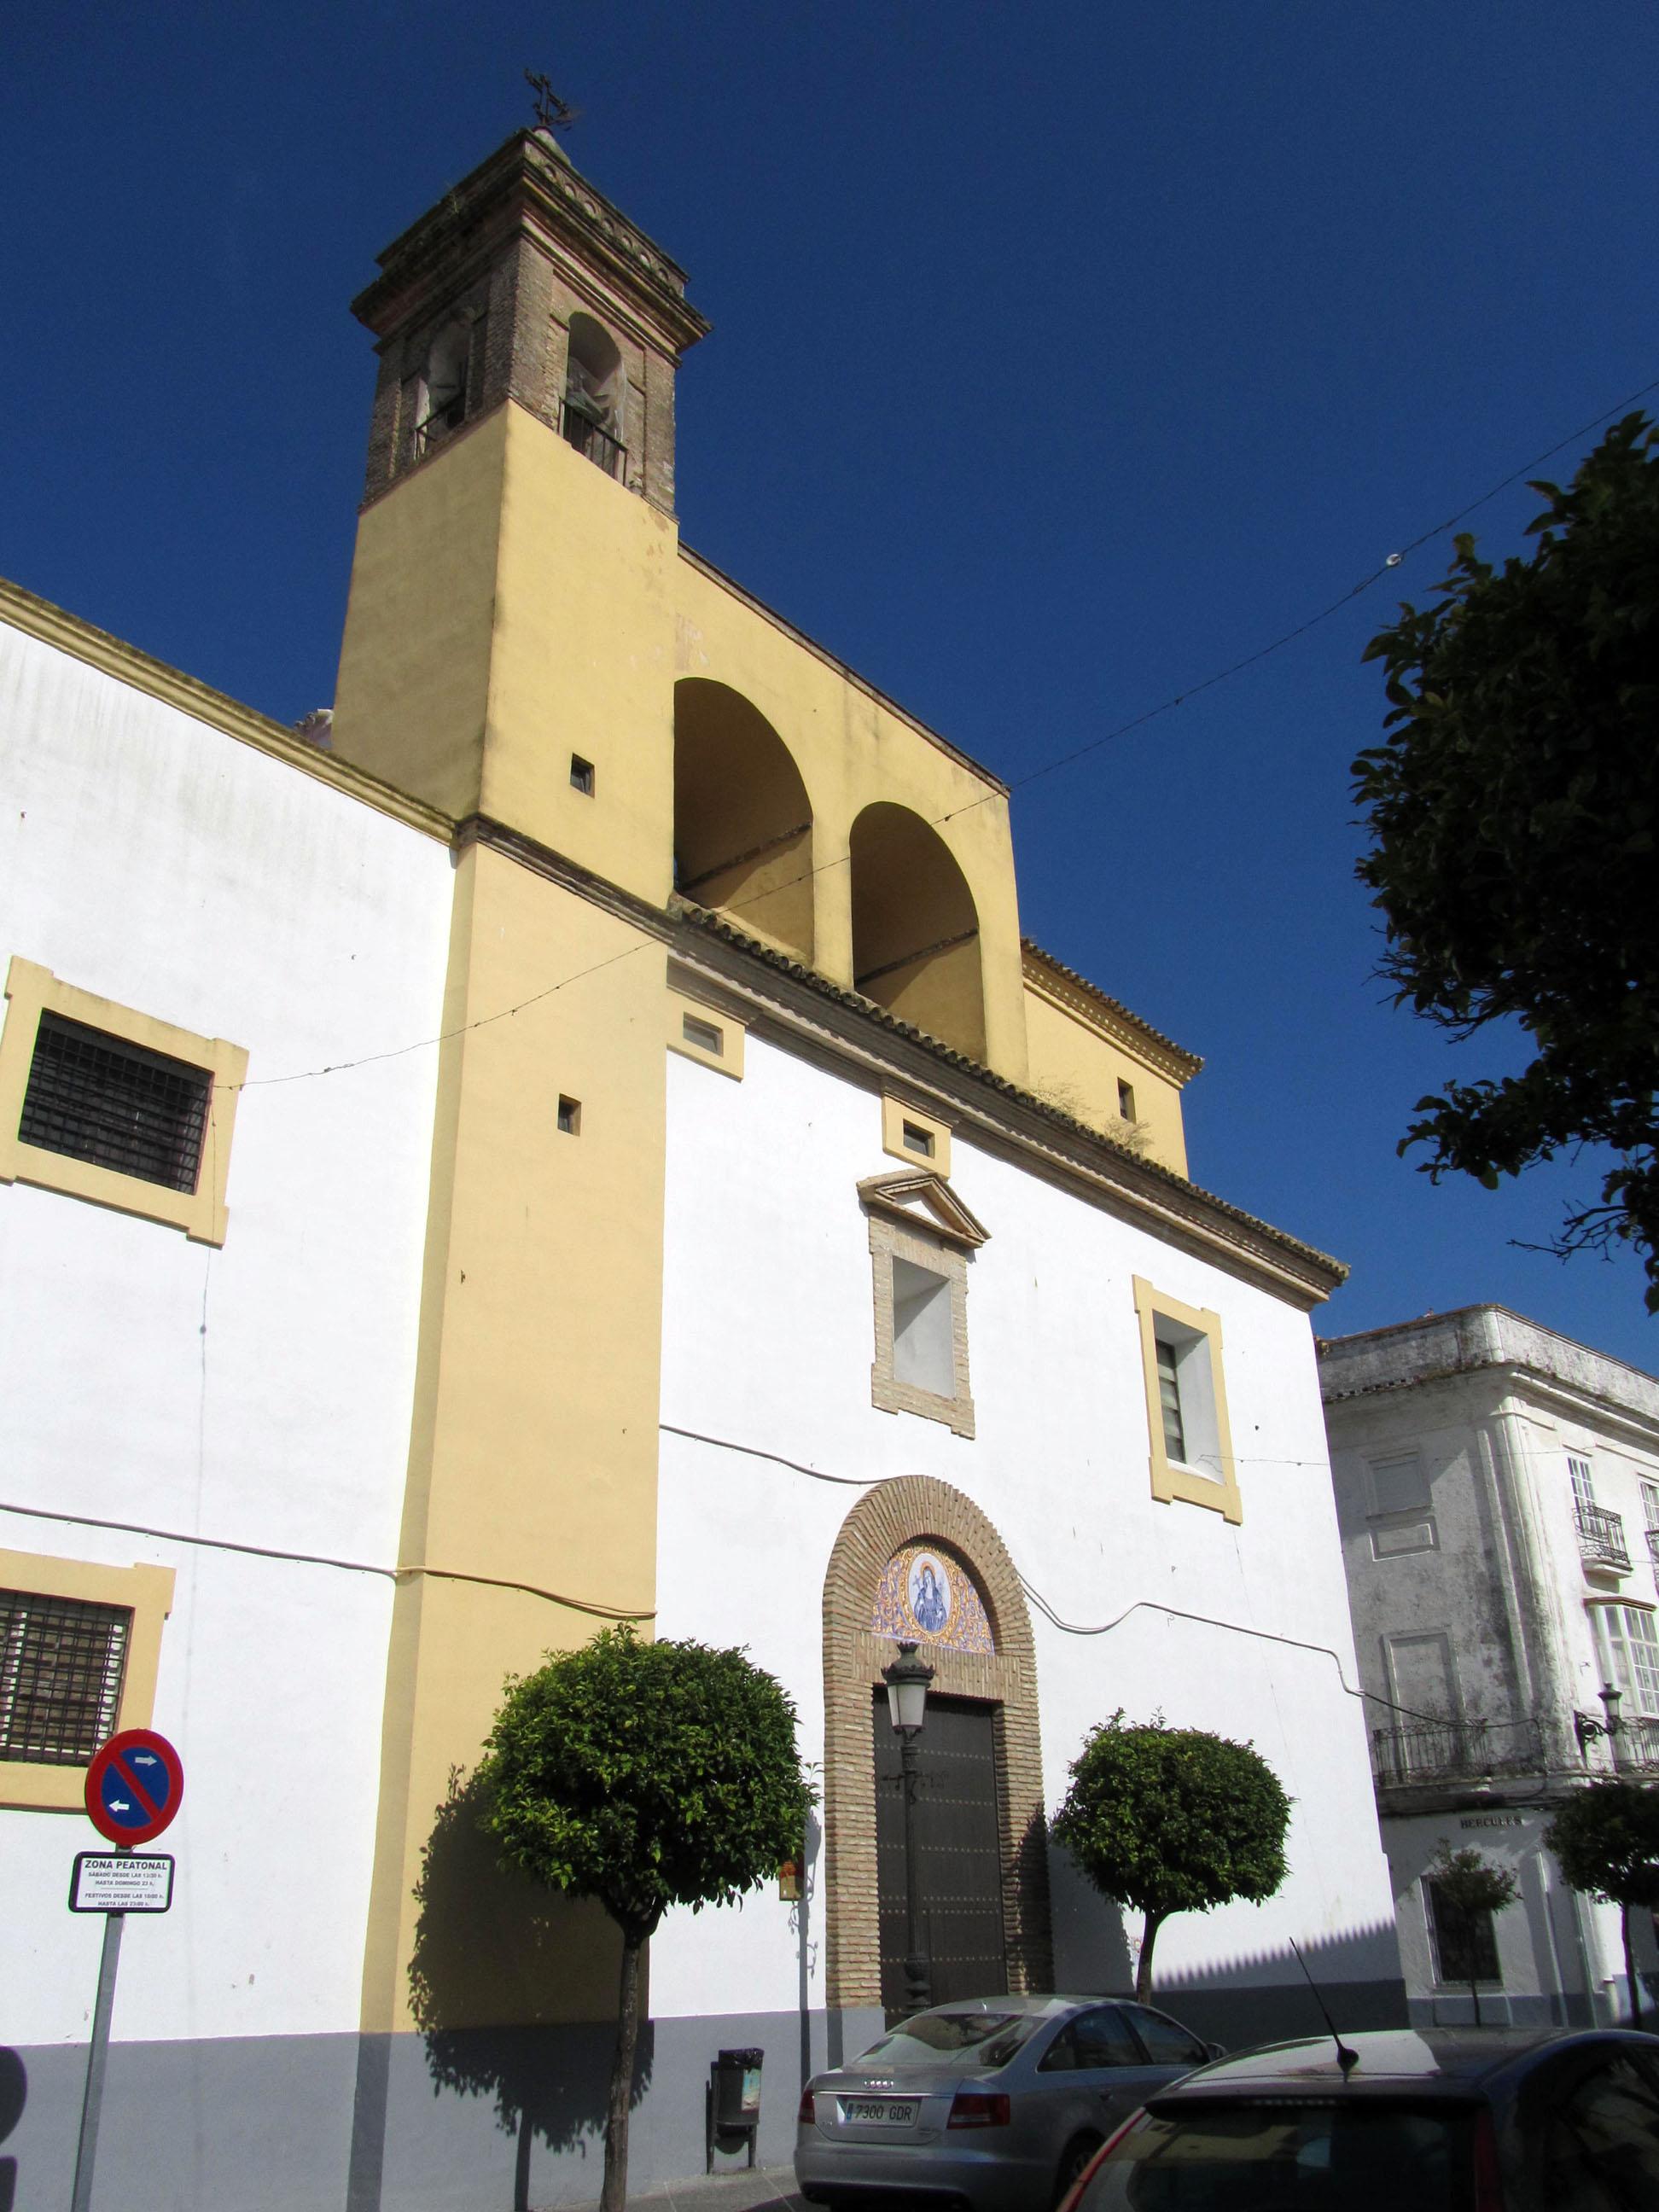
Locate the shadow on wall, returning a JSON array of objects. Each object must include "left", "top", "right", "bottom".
[
  {"left": 1154, "top": 1919, "right": 1409, "bottom": 2046},
  {"left": 0, "top": 2045, "right": 24, "bottom": 2212},
  {"left": 1047, "top": 1834, "right": 1406, "bottom": 2048},
  {"left": 405, "top": 1772, "right": 652, "bottom": 2212}
]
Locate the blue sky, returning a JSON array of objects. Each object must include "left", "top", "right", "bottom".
[{"left": 4, "top": 3, "right": 1656, "bottom": 1366}]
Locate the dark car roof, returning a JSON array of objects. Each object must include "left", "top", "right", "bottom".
[{"left": 1154, "top": 2028, "right": 1659, "bottom": 2100}]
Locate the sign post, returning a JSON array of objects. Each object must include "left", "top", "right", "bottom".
[{"left": 70, "top": 1729, "right": 183, "bottom": 2212}]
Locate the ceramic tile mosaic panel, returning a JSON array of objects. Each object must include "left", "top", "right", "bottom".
[{"left": 870, "top": 1541, "right": 995, "bottom": 1654}]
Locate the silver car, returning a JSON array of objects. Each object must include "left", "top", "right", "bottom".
[{"left": 795, "top": 1993, "right": 1219, "bottom": 2212}]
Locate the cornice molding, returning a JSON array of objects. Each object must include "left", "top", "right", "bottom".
[
  {"left": 353, "top": 130, "right": 709, "bottom": 356},
  {"left": 664, "top": 902, "right": 1345, "bottom": 1309},
  {"left": 0, "top": 577, "right": 454, "bottom": 844},
  {"left": 1021, "top": 943, "right": 1202, "bottom": 1083}
]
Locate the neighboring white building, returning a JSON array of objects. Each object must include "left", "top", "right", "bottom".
[
  {"left": 1320, "top": 1304, "right": 1659, "bottom": 2029},
  {"left": 2, "top": 122, "right": 1404, "bottom": 2212}
]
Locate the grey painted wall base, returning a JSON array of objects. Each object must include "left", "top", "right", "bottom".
[{"left": 3, "top": 1980, "right": 1406, "bottom": 2212}]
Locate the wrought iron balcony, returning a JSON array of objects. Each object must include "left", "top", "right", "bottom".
[
  {"left": 1371, "top": 1716, "right": 1545, "bottom": 1789},
  {"left": 413, "top": 393, "right": 466, "bottom": 460},
  {"left": 1617, "top": 1715, "right": 1659, "bottom": 1771},
  {"left": 1646, "top": 1524, "right": 1659, "bottom": 1568},
  {"left": 561, "top": 400, "right": 626, "bottom": 481},
  {"left": 1575, "top": 1499, "right": 1631, "bottom": 1571}
]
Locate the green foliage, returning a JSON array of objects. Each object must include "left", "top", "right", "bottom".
[
  {"left": 477, "top": 1626, "right": 813, "bottom": 1942},
  {"left": 1051, "top": 1713, "right": 1290, "bottom": 1921},
  {"left": 1353, "top": 412, "right": 1659, "bottom": 1307},
  {"left": 1425, "top": 1841, "right": 1518, "bottom": 1919},
  {"left": 1545, "top": 1780, "right": 1659, "bottom": 1912}
]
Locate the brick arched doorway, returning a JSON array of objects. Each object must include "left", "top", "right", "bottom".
[{"left": 822, "top": 1476, "right": 1052, "bottom": 2009}]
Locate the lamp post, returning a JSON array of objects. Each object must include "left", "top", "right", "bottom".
[
  {"left": 882, "top": 1639, "right": 934, "bottom": 2013},
  {"left": 1574, "top": 1682, "right": 1624, "bottom": 1761}
]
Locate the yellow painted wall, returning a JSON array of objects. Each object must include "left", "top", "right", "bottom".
[
  {"left": 1022, "top": 983, "right": 1190, "bottom": 1177},
  {"left": 335, "top": 409, "right": 681, "bottom": 908},
  {"left": 359, "top": 840, "right": 666, "bottom": 2034},
  {"left": 332, "top": 413, "right": 506, "bottom": 821},
  {"left": 673, "top": 556, "right": 1029, "bottom": 1086}
]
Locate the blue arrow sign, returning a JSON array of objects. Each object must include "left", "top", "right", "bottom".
[{"left": 100, "top": 1747, "right": 172, "bottom": 1832}]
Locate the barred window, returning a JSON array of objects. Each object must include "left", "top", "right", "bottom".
[
  {"left": 1426, "top": 1879, "right": 1501, "bottom": 1987},
  {"left": 19, "top": 1012, "right": 211, "bottom": 1194},
  {"left": 0, "top": 1590, "right": 131, "bottom": 1764}
]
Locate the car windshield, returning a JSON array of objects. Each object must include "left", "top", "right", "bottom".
[
  {"left": 1075, "top": 2100, "right": 1478, "bottom": 2212},
  {"left": 857, "top": 2011, "right": 1038, "bottom": 2069}
]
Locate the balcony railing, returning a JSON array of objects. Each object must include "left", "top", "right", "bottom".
[
  {"left": 561, "top": 400, "right": 626, "bottom": 481},
  {"left": 1371, "top": 1717, "right": 1545, "bottom": 1788},
  {"left": 1646, "top": 1525, "right": 1659, "bottom": 1568},
  {"left": 1616, "top": 1716, "right": 1659, "bottom": 1771},
  {"left": 413, "top": 393, "right": 467, "bottom": 460},
  {"left": 1575, "top": 1500, "right": 1631, "bottom": 1571}
]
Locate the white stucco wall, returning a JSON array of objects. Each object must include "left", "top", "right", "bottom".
[
  {"left": 651, "top": 1019, "right": 1398, "bottom": 2024},
  {"left": 0, "top": 620, "right": 452, "bottom": 2047}
]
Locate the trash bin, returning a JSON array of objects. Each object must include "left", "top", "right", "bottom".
[
  {"left": 713, "top": 2047, "right": 764, "bottom": 2131},
  {"left": 707, "top": 2046, "right": 765, "bottom": 2168}
]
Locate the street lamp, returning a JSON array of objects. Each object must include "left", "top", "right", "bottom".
[
  {"left": 882, "top": 1640, "right": 934, "bottom": 2013},
  {"left": 1574, "top": 1682, "right": 1624, "bottom": 1759}
]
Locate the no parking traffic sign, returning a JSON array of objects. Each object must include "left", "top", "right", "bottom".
[{"left": 84, "top": 1729, "right": 183, "bottom": 1848}]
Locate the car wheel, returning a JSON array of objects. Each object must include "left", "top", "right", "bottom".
[{"left": 1052, "top": 2133, "right": 1101, "bottom": 2207}]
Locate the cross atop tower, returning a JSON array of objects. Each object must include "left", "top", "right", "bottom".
[{"left": 524, "top": 69, "right": 575, "bottom": 134}]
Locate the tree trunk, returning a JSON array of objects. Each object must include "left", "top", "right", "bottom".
[
  {"left": 1136, "top": 1912, "right": 1167, "bottom": 2006},
  {"left": 1622, "top": 1906, "right": 1642, "bottom": 2029},
  {"left": 601, "top": 1927, "right": 646, "bottom": 2212}
]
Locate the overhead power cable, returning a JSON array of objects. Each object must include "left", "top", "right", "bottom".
[{"left": 213, "top": 371, "right": 1658, "bottom": 1098}]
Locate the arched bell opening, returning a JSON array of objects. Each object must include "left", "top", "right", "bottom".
[
  {"left": 413, "top": 317, "right": 473, "bottom": 457},
  {"left": 673, "top": 679, "right": 815, "bottom": 963},
  {"left": 848, "top": 803, "right": 985, "bottom": 1060},
  {"left": 562, "top": 311, "right": 627, "bottom": 478}
]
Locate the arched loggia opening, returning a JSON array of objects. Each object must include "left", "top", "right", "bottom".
[
  {"left": 673, "top": 679, "right": 815, "bottom": 963},
  {"left": 849, "top": 804, "right": 985, "bottom": 1060}
]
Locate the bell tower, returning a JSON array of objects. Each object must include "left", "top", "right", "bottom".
[
  {"left": 352, "top": 125, "right": 707, "bottom": 515},
  {"left": 330, "top": 130, "right": 708, "bottom": 899},
  {"left": 335, "top": 133, "right": 709, "bottom": 2086}
]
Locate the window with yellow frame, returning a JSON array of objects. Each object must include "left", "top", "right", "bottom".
[
  {"left": 1132, "top": 1276, "right": 1242, "bottom": 1523},
  {"left": 0, "top": 958, "right": 247, "bottom": 1245},
  {"left": 0, "top": 1550, "right": 175, "bottom": 1811}
]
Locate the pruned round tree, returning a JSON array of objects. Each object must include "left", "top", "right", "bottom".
[
  {"left": 1545, "top": 1779, "right": 1659, "bottom": 2027},
  {"left": 1353, "top": 411, "right": 1659, "bottom": 1307},
  {"left": 478, "top": 1627, "right": 812, "bottom": 2212},
  {"left": 1051, "top": 1714, "right": 1289, "bottom": 2003}
]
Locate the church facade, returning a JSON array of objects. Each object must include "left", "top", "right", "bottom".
[{"left": 1, "top": 126, "right": 1401, "bottom": 2212}]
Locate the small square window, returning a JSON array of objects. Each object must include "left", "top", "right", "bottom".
[
  {"left": 20, "top": 1012, "right": 210, "bottom": 1195},
  {"left": 557, "top": 1095, "right": 581, "bottom": 1135},
  {"left": 880, "top": 1097, "right": 951, "bottom": 1176},
  {"left": 570, "top": 755, "right": 596, "bottom": 795},
  {"left": 0, "top": 1589, "right": 131, "bottom": 1766},
  {"left": 682, "top": 1014, "right": 723, "bottom": 1057},
  {"left": 1117, "top": 1079, "right": 1137, "bottom": 1121}
]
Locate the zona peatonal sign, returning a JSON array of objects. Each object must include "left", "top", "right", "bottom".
[
  {"left": 84, "top": 1727, "right": 184, "bottom": 1849},
  {"left": 69, "top": 1852, "right": 175, "bottom": 1914}
]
